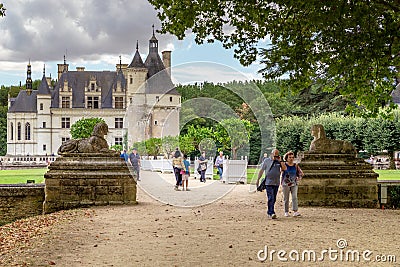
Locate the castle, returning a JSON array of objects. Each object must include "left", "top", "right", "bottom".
[{"left": 6, "top": 30, "right": 180, "bottom": 156}]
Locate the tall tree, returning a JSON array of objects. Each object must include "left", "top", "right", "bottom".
[
  {"left": 150, "top": 0, "right": 399, "bottom": 115},
  {"left": 0, "top": 3, "right": 5, "bottom": 17},
  {"left": 214, "top": 118, "right": 254, "bottom": 159}
]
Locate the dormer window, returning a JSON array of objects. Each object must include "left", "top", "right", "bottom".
[
  {"left": 62, "top": 80, "right": 68, "bottom": 92},
  {"left": 87, "top": 96, "right": 99, "bottom": 109},
  {"left": 62, "top": 97, "right": 70, "bottom": 108},
  {"left": 115, "top": 97, "right": 124, "bottom": 109}
]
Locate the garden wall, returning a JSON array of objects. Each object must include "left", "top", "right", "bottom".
[{"left": 0, "top": 184, "right": 45, "bottom": 226}]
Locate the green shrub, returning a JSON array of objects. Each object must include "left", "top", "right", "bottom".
[{"left": 389, "top": 186, "right": 400, "bottom": 209}]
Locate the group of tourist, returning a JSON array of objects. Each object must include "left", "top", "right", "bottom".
[
  {"left": 120, "top": 148, "right": 141, "bottom": 181},
  {"left": 172, "top": 149, "right": 191, "bottom": 191},
  {"left": 257, "top": 149, "right": 304, "bottom": 219},
  {"left": 170, "top": 149, "right": 226, "bottom": 191}
]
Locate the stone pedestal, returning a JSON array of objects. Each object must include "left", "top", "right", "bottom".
[
  {"left": 298, "top": 153, "right": 378, "bottom": 208},
  {"left": 43, "top": 153, "right": 137, "bottom": 214}
]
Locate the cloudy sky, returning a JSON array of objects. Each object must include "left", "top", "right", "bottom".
[{"left": 0, "top": 0, "right": 263, "bottom": 86}]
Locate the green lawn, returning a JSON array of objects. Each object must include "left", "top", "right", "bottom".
[
  {"left": 375, "top": 170, "right": 400, "bottom": 181},
  {"left": 0, "top": 168, "right": 398, "bottom": 184},
  {"left": 215, "top": 168, "right": 400, "bottom": 184},
  {"left": 0, "top": 168, "right": 47, "bottom": 184}
]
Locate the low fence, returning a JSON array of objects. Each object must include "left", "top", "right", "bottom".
[
  {"left": 141, "top": 158, "right": 175, "bottom": 173},
  {"left": 0, "top": 184, "right": 45, "bottom": 226},
  {"left": 0, "top": 155, "right": 57, "bottom": 169},
  {"left": 140, "top": 156, "right": 248, "bottom": 183},
  {"left": 221, "top": 157, "right": 248, "bottom": 184}
]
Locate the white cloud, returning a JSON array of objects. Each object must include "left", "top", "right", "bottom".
[
  {"left": 0, "top": 0, "right": 266, "bottom": 86},
  {"left": 0, "top": 0, "right": 174, "bottom": 62}
]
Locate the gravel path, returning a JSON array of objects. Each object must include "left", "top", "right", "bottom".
[{"left": 1, "top": 171, "right": 399, "bottom": 267}]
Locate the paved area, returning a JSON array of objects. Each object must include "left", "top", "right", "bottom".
[{"left": 133, "top": 169, "right": 236, "bottom": 207}]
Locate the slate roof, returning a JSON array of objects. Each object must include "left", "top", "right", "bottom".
[
  {"left": 10, "top": 33, "right": 179, "bottom": 113},
  {"left": 8, "top": 90, "right": 37, "bottom": 113},
  {"left": 128, "top": 42, "right": 146, "bottom": 69},
  {"left": 37, "top": 75, "right": 51, "bottom": 95},
  {"left": 129, "top": 50, "right": 146, "bottom": 68},
  {"left": 145, "top": 50, "right": 166, "bottom": 79},
  {"left": 146, "top": 70, "right": 179, "bottom": 95},
  {"left": 51, "top": 71, "right": 118, "bottom": 108}
]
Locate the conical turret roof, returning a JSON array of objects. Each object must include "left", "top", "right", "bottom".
[
  {"left": 128, "top": 41, "right": 146, "bottom": 68},
  {"left": 37, "top": 74, "right": 51, "bottom": 94}
]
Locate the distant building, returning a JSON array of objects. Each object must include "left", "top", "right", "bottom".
[
  {"left": 391, "top": 79, "right": 400, "bottom": 106},
  {"left": 7, "top": 30, "right": 180, "bottom": 156}
]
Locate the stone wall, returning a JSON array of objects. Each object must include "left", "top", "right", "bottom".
[
  {"left": 298, "top": 153, "right": 379, "bottom": 208},
  {"left": 0, "top": 184, "right": 44, "bottom": 226},
  {"left": 43, "top": 153, "right": 137, "bottom": 214}
]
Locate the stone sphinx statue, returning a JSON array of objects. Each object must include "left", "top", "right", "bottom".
[
  {"left": 58, "top": 122, "right": 115, "bottom": 154},
  {"left": 309, "top": 124, "right": 356, "bottom": 155}
]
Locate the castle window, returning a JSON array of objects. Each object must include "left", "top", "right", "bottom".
[
  {"left": 25, "top": 123, "right": 31, "bottom": 140},
  {"left": 130, "top": 76, "right": 133, "bottom": 84},
  {"left": 42, "top": 122, "right": 46, "bottom": 128},
  {"left": 62, "top": 97, "right": 70, "bottom": 108},
  {"left": 17, "top": 122, "right": 21, "bottom": 140},
  {"left": 10, "top": 123, "right": 13, "bottom": 140},
  {"left": 62, "top": 137, "right": 70, "bottom": 143},
  {"left": 87, "top": 96, "right": 99, "bottom": 109},
  {"left": 115, "top": 97, "right": 124, "bottom": 109},
  {"left": 43, "top": 144, "right": 46, "bottom": 151},
  {"left": 156, "top": 96, "right": 159, "bottom": 102},
  {"left": 170, "top": 97, "right": 173, "bottom": 102},
  {"left": 115, "top": 137, "right": 123, "bottom": 146},
  {"left": 154, "top": 120, "right": 158, "bottom": 125},
  {"left": 61, "top": 117, "right": 70, "bottom": 128},
  {"left": 115, "top": 118, "right": 123, "bottom": 129},
  {"left": 40, "top": 103, "right": 43, "bottom": 110}
]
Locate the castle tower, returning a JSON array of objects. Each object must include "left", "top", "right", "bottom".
[
  {"left": 124, "top": 40, "right": 148, "bottom": 144},
  {"left": 57, "top": 55, "right": 69, "bottom": 80},
  {"left": 36, "top": 65, "right": 52, "bottom": 155}
]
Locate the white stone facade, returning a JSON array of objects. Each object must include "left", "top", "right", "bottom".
[{"left": 7, "top": 34, "right": 180, "bottom": 156}]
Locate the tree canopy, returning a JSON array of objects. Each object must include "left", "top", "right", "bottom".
[
  {"left": 150, "top": 0, "right": 399, "bottom": 115},
  {"left": 0, "top": 3, "right": 5, "bottom": 17},
  {"left": 70, "top": 117, "right": 105, "bottom": 139}
]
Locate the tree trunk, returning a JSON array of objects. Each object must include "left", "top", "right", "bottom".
[{"left": 232, "top": 147, "right": 237, "bottom": 160}]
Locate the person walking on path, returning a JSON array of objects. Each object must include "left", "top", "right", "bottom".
[
  {"left": 129, "top": 148, "right": 141, "bottom": 181},
  {"left": 182, "top": 155, "right": 191, "bottom": 191},
  {"left": 172, "top": 149, "right": 185, "bottom": 191},
  {"left": 198, "top": 151, "right": 208, "bottom": 183},
  {"left": 256, "top": 149, "right": 287, "bottom": 219},
  {"left": 214, "top": 151, "right": 224, "bottom": 180},
  {"left": 281, "top": 151, "right": 304, "bottom": 217}
]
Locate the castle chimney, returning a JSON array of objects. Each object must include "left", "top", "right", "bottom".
[{"left": 162, "top": 51, "right": 171, "bottom": 77}]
